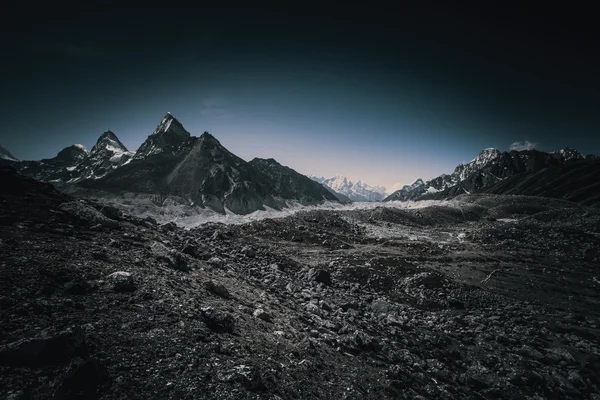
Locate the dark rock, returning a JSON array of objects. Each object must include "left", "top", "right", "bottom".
[
  {"left": 0, "top": 330, "right": 87, "bottom": 367},
  {"left": 307, "top": 268, "right": 332, "bottom": 286},
  {"left": 241, "top": 246, "right": 256, "bottom": 258},
  {"left": 340, "top": 302, "right": 359, "bottom": 311},
  {"left": 151, "top": 242, "right": 190, "bottom": 271},
  {"left": 204, "top": 280, "right": 231, "bottom": 299},
  {"left": 253, "top": 308, "right": 272, "bottom": 322},
  {"left": 160, "top": 222, "right": 177, "bottom": 231},
  {"left": 53, "top": 357, "right": 109, "bottom": 400},
  {"left": 64, "top": 278, "right": 93, "bottom": 295},
  {"left": 201, "top": 307, "right": 235, "bottom": 333}
]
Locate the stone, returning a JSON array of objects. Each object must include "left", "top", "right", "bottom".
[
  {"left": 107, "top": 271, "right": 136, "bottom": 292},
  {"left": 253, "top": 308, "right": 272, "bottom": 322},
  {"left": 0, "top": 329, "right": 87, "bottom": 367},
  {"left": 307, "top": 269, "right": 332, "bottom": 286},
  {"left": 53, "top": 357, "right": 109, "bottom": 400},
  {"left": 204, "top": 280, "right": 231, "bottom": 299},
  {"left": 201, "top": 307, "right": 235, "bottom": 334},
  {"left": 208, "top": 257, "right": 224, "bottom": 267}
]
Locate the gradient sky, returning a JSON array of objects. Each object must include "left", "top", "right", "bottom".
[{"left": 1, "top": 4, "right": 598, "bottom": 191}]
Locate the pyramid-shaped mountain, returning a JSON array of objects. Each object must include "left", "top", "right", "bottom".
[
  {"left": 82, "top": 114, "right": 339, "bottom": 214},
  {"left": 134, "top": 112, "right": 190, "bottom": 160},
  {"left": 70, "top": 130, "right": 133, "bottom": 181}
]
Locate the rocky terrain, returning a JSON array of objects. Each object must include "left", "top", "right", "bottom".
[{"left": 1, "top": 165, "right": 600, "bottom": 399}]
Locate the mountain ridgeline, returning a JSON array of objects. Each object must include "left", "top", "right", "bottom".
[
  {"left": 310, "top": 175, "right": 387, "bottom": 202},
  {"left": 385, "top": 147, "right": 600, "bottom": 206},
  {"left": 1, "top": 113, "right": 339, "bottom": 214},
  {"left": 2, "top": 113, "right": 598, "bottom": 211}
]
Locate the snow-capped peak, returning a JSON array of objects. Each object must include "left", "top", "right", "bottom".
[
  {"left": 92, "top": 130, "right": 129, "bottom": 155},
  {"left": 134, "top": 112, "right": 191, "bottom": 160},
  {"left": 152, "top": 112, "right": 189, "bottom": 138},
  {"left": 0, "top": 145, "right": 19, "bottom": 162},
  {"left": 316, "top": 175, "right": 387, "bottom": 202},
  {"left": 551, "top": 147, "right": 583, "bottom": 161}
]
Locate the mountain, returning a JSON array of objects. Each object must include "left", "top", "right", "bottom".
[
  {"left": 384, "top": 147, "right": 598, "bottom": 205},
  {"left": 2, "top": 130, "right": 132, "bottom": 184},
  {"left": 69, "top": 130, "right": 133, "bottom": 182},
  {"left": 11, "top": 144, "right": 89, "bottom": 182},
  {"left": 384, "top": 149, "right": 503, "bottom": 201},
  {"left": 310, "top": 175, "right": 387, "bottom": 202},
  {"left": 81, "top": 114, "right": 340, "bottom": 214},
  {"left": 133, "top": 112, "right": 190, "bottom": 160},
  {"left": 248, "top": 158, "right": 339, "bottom": 204},
  {"left": 0, "top": 145, "right": 18, "bottom": 162},
  {"left": 481, "top": 157, "right": 600, "bottom": 207}
]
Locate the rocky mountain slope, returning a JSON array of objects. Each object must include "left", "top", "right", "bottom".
[
  {"left": 133, "top": 112, "right": 191, "bottom": 160},
  {"left": 249, "top": 158, "right": 339, "bottom": 204},
  {"left": 81, "top": 124, "right": 338, "bottom": 214},
  {"left": 69, "top": 130, "right": 133, "bottom": 182},
  {"left": 311, "top": 175, "right": 387, "bottom": 202},
  {"left": 4, "top": 145, "right": 89, "bottom": 183},
  {"left": 480, "top": 157, "right": 600, "bottom": 207},
  {"left": 0, "top": 132, "right": 133, "bottom": 185},
  {"left": 0, "top": 145, "right": 18, "bottom": 162},
  {"left": 385, "top": 147, "right": 598, "bottom": 205},
  {"left": 80, "top": 130, "right": 280, "bottom": 214},
  {"left": 1, "top": 165, "right": 600, "bottom": 399}
]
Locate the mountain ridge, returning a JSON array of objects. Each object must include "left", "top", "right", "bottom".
[
  {"left": 309, "top": 174, "right": 386, "bottom": 202},
  {"left": 384, "top": 147, "right": 599, "bottom": 205}
]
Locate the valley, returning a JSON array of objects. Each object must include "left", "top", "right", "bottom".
[{"left": 1, "top": 166, "right": 599, "bottom": 399}]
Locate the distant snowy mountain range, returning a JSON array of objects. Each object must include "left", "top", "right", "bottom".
[
  {"left": 310, "top": 175, "right": 387, "bottom": 202},
  {"left": 0, "top": 113, "right": 338, "bottom": 214}
]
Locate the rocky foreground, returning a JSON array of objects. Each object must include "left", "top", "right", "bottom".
[{"left": 1, "top": 165, "right": 600, "bottom": 399}]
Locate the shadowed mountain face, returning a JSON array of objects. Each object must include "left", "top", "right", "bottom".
[
  {"left": 133, "top": 112, "right": 191, "bottom": 160},
  {"left": 479, "top": 158, "right": 600, "bottom": 207},
  {"left": 81, "top": 132, "right": 279, "bottom": 214},
  {"left": 385, "top": 148, "right": 599, "bottom": 206},
  {"left": 249, "top": 158, "right": 339, "bottom": 204},
  {"left": 82, "top": 129, "right": 339, "bottom": 214},
  {"left": 3, "top": 145, "right": 89, "bottom": 182}
]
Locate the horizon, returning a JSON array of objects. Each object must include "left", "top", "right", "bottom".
[
  {"left": 1, "top": 5, "right": 598, "bottom": 191},
  {"left": 1, "top": 110, "right": 595, "bottom": 193}
]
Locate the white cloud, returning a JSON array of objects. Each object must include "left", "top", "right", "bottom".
[{"left": 509, "top": 140, "right": 537, "bottom": 151}]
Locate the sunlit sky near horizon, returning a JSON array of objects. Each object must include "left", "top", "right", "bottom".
[{"left": 1, "top": 5, "right": 598, "bottom": 191}]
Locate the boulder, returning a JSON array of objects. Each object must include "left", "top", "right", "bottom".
[{"left": 107, "top": 271, "right": 136, "bottom": 292}]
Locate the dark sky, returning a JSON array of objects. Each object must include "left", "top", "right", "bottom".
[{"left": 1, "top": 4, "right": 598, "bottom": 189}]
